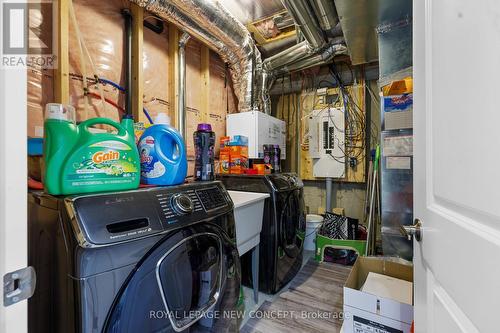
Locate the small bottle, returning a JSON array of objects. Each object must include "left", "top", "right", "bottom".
[
  {"left": 272, "top": 144, "right": 281, "bottom": 173},
  {"left": 263, "top": 144, "right": 272, "bottom": 164},
  {"left": 194, "top": 123, "right": 216, "bottom": 181}
]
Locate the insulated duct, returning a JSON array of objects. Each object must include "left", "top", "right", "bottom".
[
  {"left": 130, "top": 0, "right": 261, "bottom": 112},
  {"left": 260, "top": 0, "right": 345, "bottom": 113},
  {"left": 263, "top": 41, "right": 311, "bottom": 71},
  {"left": 281, "top": 0, "right": 326, "bottom": 49},
  {"left": 309, "top": 0, "right": 339, "bottom": 32},
  {"left": 276, "top": 43, "right": 347, "bottom": 74}
]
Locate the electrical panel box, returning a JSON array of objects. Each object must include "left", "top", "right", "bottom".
[
  {"left": 308, "top": 108, "right": 345, "bottom": 178},
  {"left": 226, "top": 111, "right": 286, "bottom": 159}
]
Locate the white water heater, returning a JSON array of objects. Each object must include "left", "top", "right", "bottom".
[{"left": 226, "top": 111, "right": 286, "bottom": 159}]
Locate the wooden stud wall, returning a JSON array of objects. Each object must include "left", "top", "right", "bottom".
[{"left": 54, "top": 0, "right": 69, "bottom": 104}]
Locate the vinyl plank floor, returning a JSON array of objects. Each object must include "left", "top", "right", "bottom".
[{"left": 241, "top": 260, "right": 351, "bottom": 333}]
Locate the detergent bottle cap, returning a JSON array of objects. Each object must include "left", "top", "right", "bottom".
[
  {"left": 154, "top": 113, "right": 170, "bottom": 125},
  {"left": 45, "top": 103, "right": 75, "bottom": 122}
]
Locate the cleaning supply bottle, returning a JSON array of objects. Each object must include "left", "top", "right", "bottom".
[
  {"left": 43, "top": 103, "right": 140, "bottom": 195},
  {"left": 138, "top": 113, "right": 187, "bottom": 185},
  {"left": 193, "top": 123, "right": 215, "bottom": 181}
]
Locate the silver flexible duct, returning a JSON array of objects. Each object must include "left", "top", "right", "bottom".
[
  {"left": 178, "top": 32, "right": 190, "bottom": 138},
  {"left": 131, "top": 0, "right": 261, "bottom": 112},
  {"left": 260, "top": 0, "right": 344, "bottom": 113},
  {"left": 309, "top": 0, "right": 339, "bottom": 31},
  {"left": 277, "top": 43, "right": 347, "bottom": 74},
  {"left": 263, "top": 41, "right": 312, "bottom": 72},
  {"left": 281, "top": 0, "right": 326, "bottom": 49}
]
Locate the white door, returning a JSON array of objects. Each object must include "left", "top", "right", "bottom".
[
  {"left": 0, "top": 63, "right": 28, "bottom": 330},
  {"left": 413, "top": 0, "right": 500, "bottom": 332}
]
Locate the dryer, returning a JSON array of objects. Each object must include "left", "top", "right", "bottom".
[
  {"left": 219, "top": 173, "right": 306, "bottom": 294},
  {"left": 28, "top": 181, "right": 240, "bottom": 333}
]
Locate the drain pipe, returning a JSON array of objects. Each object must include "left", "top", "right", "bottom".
[
  {"left": 326, "top": 177, "right": 333, "bottom": 212},
  {"left": 122, "top": 9, "right": 133, "bottom": 118},
  {"left": 178, "top": 32, "right": 190, "bottom": 138}
]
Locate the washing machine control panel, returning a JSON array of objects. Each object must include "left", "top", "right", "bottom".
[
  {"left": 195, "top": 187, "right": 227, "bottom": 211},
  {"left": 170, "top": 193, "right": 194, "bottom": 215},
  {"left": 152, "top": 183, "right": 230, "bottom": 226},
  {"left": 69, "top": 182, "right": 232, "bottom": 247}
]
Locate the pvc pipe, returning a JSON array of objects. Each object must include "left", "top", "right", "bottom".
[{"left": 326, "top": 177, "right": 333, "bottom": 212}]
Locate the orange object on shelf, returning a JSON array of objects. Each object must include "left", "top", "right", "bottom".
[
  {"left": 253, "top": 163, "right": 271, "bottom": 175},
  {"left": 219, "top": 149, "right": 230, "bottom": 174},
  {"left": 382, "top": 77, "right": 413, "bottom": 96},
  {"left": 229, "top": 145, "right": 248, "bottom": 174},
  {"left": 219, "top": 136, "right": 230, "bottom": 149}
]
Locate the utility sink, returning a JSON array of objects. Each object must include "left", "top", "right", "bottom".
[{"left": 227, "top": 190, "right": 269, "bottom": 256}]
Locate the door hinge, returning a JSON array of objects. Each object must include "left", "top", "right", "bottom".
[{"left": 3, "top": 266, "right": 36, "bottom": 307}]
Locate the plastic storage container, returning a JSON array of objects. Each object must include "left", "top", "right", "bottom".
[
  {"left": 138, "top": 113, "right": 187, "bottom": 185},
  {"left": 44, "top": 103, "right": 140, "bottom": 195}
]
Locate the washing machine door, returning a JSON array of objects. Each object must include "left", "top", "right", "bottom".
[
  {"left": 104, "top": 224, "right": 240, "bottom": 333},
  {"left": 276, "top": 188, "right": 306, "bottom": 258}
]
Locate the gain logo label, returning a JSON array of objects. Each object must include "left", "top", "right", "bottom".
[{"left": 92, "top": 151, "right": 120, "bottom": 164}]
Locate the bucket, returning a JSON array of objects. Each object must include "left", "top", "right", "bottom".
[{"left": 305, "top": 214, "right": 324, "bottom": 251}]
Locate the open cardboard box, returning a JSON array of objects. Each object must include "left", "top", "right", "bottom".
[{"left": 343, "top": 257, "right": 413, "bottom": 333}]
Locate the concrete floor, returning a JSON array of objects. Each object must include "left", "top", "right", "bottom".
[{"left": 239, "top": 250, "right": 315, "bottom": 329}]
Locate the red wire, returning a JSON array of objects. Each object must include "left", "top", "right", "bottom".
[
  {"left": 28, "top": 177, "right": 44, "bottom": 190},
  {"left": 87, "top": 92, "right": 125, "bottom": 113}
]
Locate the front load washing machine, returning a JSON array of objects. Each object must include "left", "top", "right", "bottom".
[{"left": 28, "top": 181, "right": 240, "bottom": 333}]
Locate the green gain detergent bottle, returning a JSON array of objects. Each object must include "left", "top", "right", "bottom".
[{"left": 43, "top": 103, "right": 140, "bottom": 195}]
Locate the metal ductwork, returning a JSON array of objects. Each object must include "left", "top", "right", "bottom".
[
  {"left": 263, "top": 41, "right": 311, "bottom": 71},
  {"left": 281, "top": 0, "right": 326, "bottom": 49},
  {"left": 309, "top": 0, "right": 339, "bottom": 32},
  {"left": 259, "top": 0, "right": 345, "bottom": 113},
  {"left": 131, "top": 0, "right": 261, "bottom": 113},
  {"left": 276, "top": 43, "right": 347, "bottom": 74}
]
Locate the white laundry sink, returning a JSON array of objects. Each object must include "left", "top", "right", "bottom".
[{"left": 227, "top": 190, "right": 269, "bottom": 256}]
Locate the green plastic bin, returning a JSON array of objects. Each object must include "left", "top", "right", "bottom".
[{"left": 315, "top": 234, "right": 367, "bottom": 262}]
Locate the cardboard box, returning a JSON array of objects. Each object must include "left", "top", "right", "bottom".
[
  {"left": 229, "top": 145, "right": 248, "bottom": 174},
  {"left": 343, "top": 257, "right": 413, "bottom": 333},
  {"left": 219, "top": 149, "right": 230, "bottom": 174},
  {"left": 382, "top": 94, "right": 413, "bottom": 130}
]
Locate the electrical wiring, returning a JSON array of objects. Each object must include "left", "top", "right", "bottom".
[
  {"left": 69, "top": 0, "right": 107, "bottom": 118},
  {"left": 324, "top": 62, "right": 367, "bottom": 163},
  {"left": 87, "top": 92, "right": 125, "bottom": 113},
  {"left": 92, "top": 77, "right": 154, "bottom": 124},
  {"left": 98, "top": 78, "right": 126, "bottom": 92}
]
